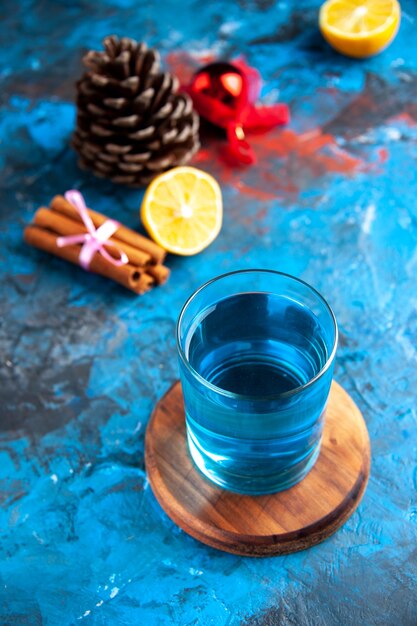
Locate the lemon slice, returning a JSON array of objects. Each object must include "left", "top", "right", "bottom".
[
  {"left": 141, "top": 166, "right": 223, "bottom": 256},
  {"left": 319, "top": 0, "right": 401, "bottom": 58}
]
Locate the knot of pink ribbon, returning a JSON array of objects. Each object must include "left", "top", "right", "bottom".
[{"left": 57, "top": 190, "right": 129, "bottom": 270}]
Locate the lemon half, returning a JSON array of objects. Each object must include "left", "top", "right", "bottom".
[
  {"left": 319, "top": 0, "right": 401, "bottom": 58},
  {"left": 141, "top": 166, "right": 223, "bottom": 256}
]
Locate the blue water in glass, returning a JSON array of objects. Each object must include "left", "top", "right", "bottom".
[{"left": 181, "top": 292, "right": 333, "bottom": 494}]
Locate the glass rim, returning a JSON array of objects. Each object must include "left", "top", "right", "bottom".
[{"left": 176, "top": 269, "right": 338, "bottom": 401}]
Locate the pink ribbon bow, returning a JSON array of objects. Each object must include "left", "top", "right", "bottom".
[{"left": 57, "top": 190, "right": 129, "bottom": 270}]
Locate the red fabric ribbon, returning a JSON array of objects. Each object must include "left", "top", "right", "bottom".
[{"left": 183, "top": 58, "right": 290, "bottom": 164}]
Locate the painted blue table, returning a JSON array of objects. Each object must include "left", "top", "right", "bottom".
[{"left": 1, "top": 1, "right": 416, "bottom": 624}]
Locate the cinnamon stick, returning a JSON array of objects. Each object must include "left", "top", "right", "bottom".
[
  {"left": 147, "top": 263, "right": 171, "bottom": 285},
  {"left": 135, "top": 273, "right": 155, "bottom": 294},
  {"left": 34, "top": 207, "right": 152, "bottom": 268},
  {"left": 24, "top": 225, "right": 154, "bottom": 294},
  {"left": 50, "top": 195, "right": 166, "bottom": 264}
]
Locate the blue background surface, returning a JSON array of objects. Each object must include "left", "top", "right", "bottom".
[{"left": 1, "top": 1, "right": 417, "bottom": 624}]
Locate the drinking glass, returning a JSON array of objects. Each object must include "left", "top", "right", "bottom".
[{"left": 176, "top": 270, "right": 338, "bottom": 495}]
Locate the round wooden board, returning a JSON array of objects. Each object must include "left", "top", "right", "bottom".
[{"left": 145, "top": 381, "right": 370, "bottom": 557}]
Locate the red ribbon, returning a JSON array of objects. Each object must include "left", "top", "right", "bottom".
[{"left": 184, "top": 58, "right": 290, "bottom": 164}]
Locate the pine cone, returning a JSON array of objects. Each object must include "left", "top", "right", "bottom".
[{"left": 72, "top": 36, "right": 200, "bottom": 187}]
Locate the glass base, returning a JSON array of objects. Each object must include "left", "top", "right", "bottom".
[{"left": 186, "top": 429, "right": 322, "bottom": 496}]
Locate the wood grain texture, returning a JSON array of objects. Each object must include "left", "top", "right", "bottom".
[{"left": 145, "top": 381, "right": 370, "bottom": 556}]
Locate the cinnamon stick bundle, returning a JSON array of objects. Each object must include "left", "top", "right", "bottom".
[
  {"left": 34, "top": 208, "right": 152, "bottom": 268},
  {"left": 24, "top": 195, "right": 170, "bottom": 294},
  {"left": 51, "top": 195, "right": 166, "bottom": 264}
]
